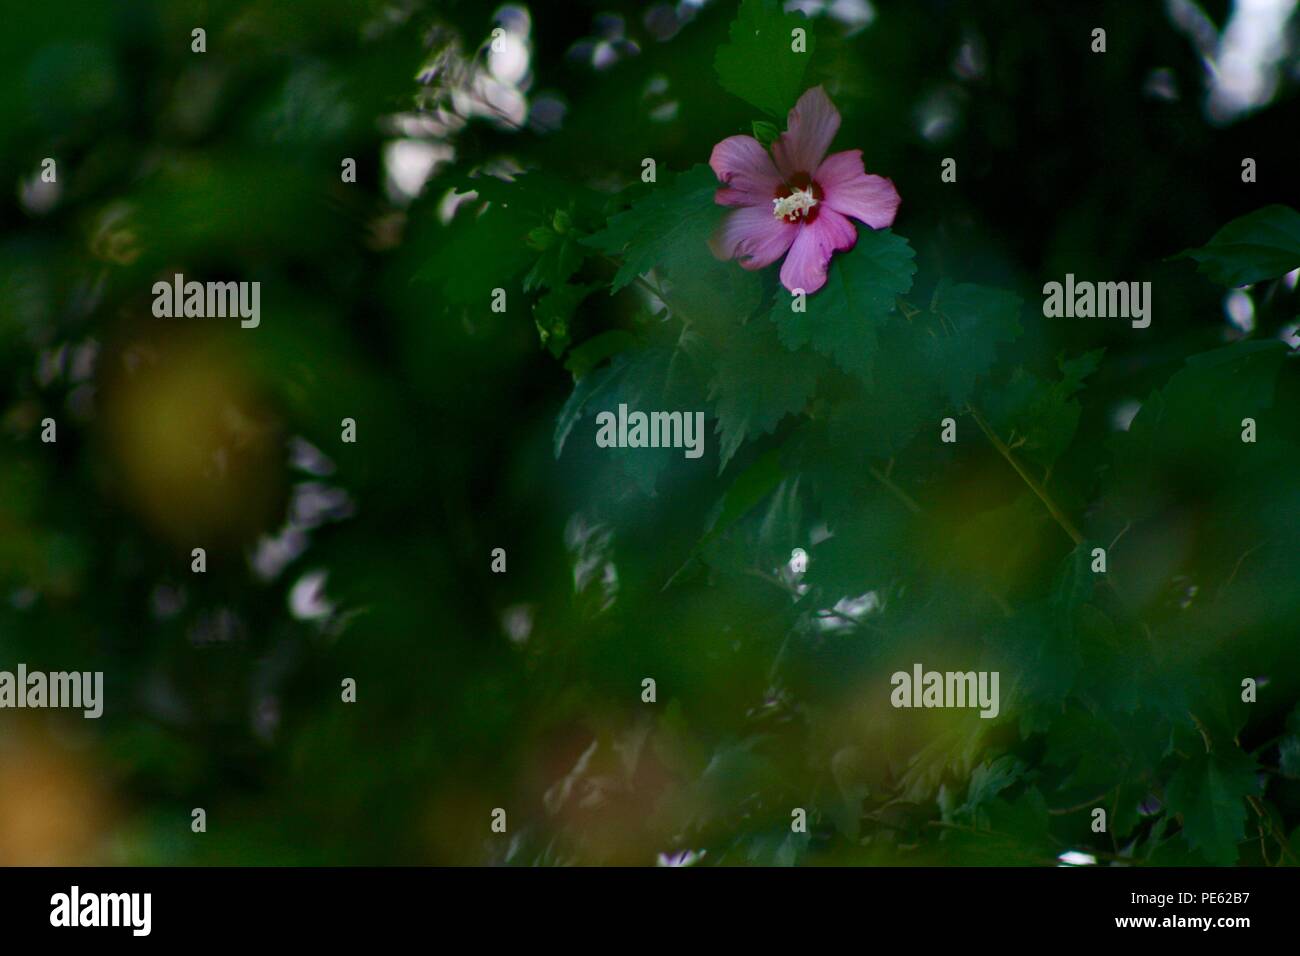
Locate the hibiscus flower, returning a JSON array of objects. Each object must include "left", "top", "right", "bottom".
[{"left": 708, "top": 86, "right": 901, "bottom": 295}]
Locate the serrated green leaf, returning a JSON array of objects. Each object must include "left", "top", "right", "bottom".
[
  {"left": 666, "top": 445, "right": 789, "bottom": 588},
  {"left": 603, "top": 345, "right": 694, "bottom": 495},
  {"left": 582, "top": 165, "right": 760, "bottom": 326},
  {"left": 770, "top": 226, "right": 916, "bottom": 382},
  {"left": 554, "top": 342, "right": 703, "bottom": 495},
  {"left": 714, "top": 0, "right": 815, "bottom": 117},
  {"left": 1174, "top": 204, "right": 1300, "bottom": 287},
  {"left": 524, "top": 235, "right": 585, "bottom": 293},
  {"left": 942, "top": 787, "right": 1054, "bottom": 864},
  {"left": 1110, "top": 779, "right": 1150, "bottom": 839},
  {"left": 987, "top": 604, "right": 1079, "bottom": 735},
  {"left": 818, "top": 321, "right": 940, "bottom": 461},
  {"left": 582, "top": 166, "right": 719, "bottom": 293},
  {"left": 982, "top": 349, "right": 1101, "bottom": 470},
  {"left": 705, "top": 445, "right": 786, "bottom": 537},
  {"left": 533, "top": 282, "right": 598, "bottom": 357},
  {"left": 922, "top": 281, "right": 1023, "bottom": 409},
  {"left": 527, "top": 226, "right": 555, "bottom": 250},
  {"left": 1164, "top": 746, "right": 1261, "bottom": 866},
  {"left": 420, "top": 170, "right": 603, "bottom": 310},
  {"left": 554, "top": 354, "right": 627, "bottom": 458},
  {"left": 956, "top": 755, "right": 1025, "bottom": 821},
  {"left": 1051, "top": 543, "right": 1096, "bottom": 626},
  {"left": 709, "top": 314, "right": 823, "bottom": 471},
  {"left": 1108, "top": 339, "right": 1287, "bottom": 509},
  {"left": 564, "top": 330, "right": 637, "bottom": 381}
]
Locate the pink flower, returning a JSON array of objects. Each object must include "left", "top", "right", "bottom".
[{"left": 708, "top": 86, "right": 901, "bottom": 295}]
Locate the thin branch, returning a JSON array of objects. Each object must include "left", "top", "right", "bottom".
[
  {"left": 1048, "top": 787, "right": 1117, "bottom": 816},
  {"left": 1221, "top": 541, "right": 1266, "bottom": 596},
  {"left": 1248, "top": 795, "right": 1299, "bottom": 865},
  {"left": 1108, "top": 521, "right": 1132, "bottom": 551},
  {"left": 868, "top": 464, "right": 922, "bottom": 515},
  {"left": 967, "top": 404, "right": 1084, "bottom": 546},
  {"left": 1189, "top": 712, "right": 1213, "bottom": 753},
  {"left": 631, "top": 274, "right": 669, "bottom": 311}
]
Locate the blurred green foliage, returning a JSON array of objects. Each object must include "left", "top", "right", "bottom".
[{"left": 2, "top": 0, "right": 1300, "bottom": 867}]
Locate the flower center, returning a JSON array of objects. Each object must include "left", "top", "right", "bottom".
[{"left": 772, "top": 174, "right": 822, "bottom": 224}]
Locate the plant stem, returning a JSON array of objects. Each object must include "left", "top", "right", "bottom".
[
  {"left": 631, "top": 275, "right": 669, "bottom": 311},
  {"left": 967, "top": 404, "right": 1084, "bottom": 546},
  {"left": 1048, "top": 788, "right": 1117, "bottom": 815},
  {"left": 1248, "top": 795, "right": 1299, "bottom": 865},
  {"left": 868, "top": 464, "right": 922, "bottom": 515}
]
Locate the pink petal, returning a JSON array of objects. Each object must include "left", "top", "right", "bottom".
[
  {"left": 709, "top": 135, "right": 783, "bottom": 207},
  {"left": 778, "top": 207, "right": 857, "bottom": 294},
  {"left": 815, "top": 150, "right": 900, "bottom": 229},
  {"left": 772, "top": 86, "right": 841, "bottom": 179},
  {"left": 710, "top": 204, "right": 798, "bottom": 270}
]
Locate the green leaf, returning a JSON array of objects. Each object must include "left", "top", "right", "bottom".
[
  {"left": 705, "top": 445, "right": 787, "bottom": 537},
  {"left": 1047, "top": 552, "right": 1093, "bottom": 614},
  {"left": 1146, "top": 825, "right": 1213, "bottom": 865},
  {"left": 526, "top": 226, "right": 555, "bottom": 250},
  {"left": 714, "top": 0, "right": 815, "bottom": 117},
  {"left": 709, "top": 314, "right": 823, "bottom": 471},
  {"left": 983, "top": 349, "right": 1102, "bottom": 470},
  {"left": 1280, "top": 737, "right": 1300, "bottom": 779},
  {"left": 696, "top": 736, "right": 779, "bottom": 819},
  {"left": 666, "top": 445, "right": 790, "bottom": 587},
  {"left": 942, "top": 786, "right": 1054, "bottom": 864},
  {"left": 524, "top": 235, "right": 585, "bottom": 293},
  {"left": 982, "top": 788, "right": 1054, "bottom": 860},
  {"left": 582, "top": 165, "right": 760, "bottom": 326},
  {"left": 1164, "top": 746, "right": 1261, "bottom": 866},
  {"left": 417, "top": 203, "right": 535, "bottom": 309},
  {"left": 419, "top": 170, "right": 603, "bottom": 311},
  {"left": 751, "top": 119, "right": 779, "bottom": 147},
  {"left": 921, "top": 280, "right": 1023, "bottom": 409},
  {"left": 583, "top": 166, "right": 719, "bottom": 293},
  {"left": 617, "top": 344, "right": 710, "bottom": 495},
  {"left": 770, "top": 226, "right": 916, "bottom": 382},
  {"left": 819, "top": 322, "right": 940, "bottom": 461},
  {"left": 533, "top": 282, "right": 598, "bottom": 357},
  {"left": 954, "top": 755, "right": 1026, "bottom": 821},
  {"left": 1108, "top": 339, "right": 1287, "bottom": 509},
  {"left": 1041, "top": 708, "right": 1148, "bottom": 824},
  {"left": 1110, "top": 779, "right": 1150, "bottom": 839},
  {"left": 1280, "top": 707, "right": 1300, "bottom": 780},
  {"left": 1051, "top": 543, "right": 1096, "bottom": 638},
  {"left": 563, "top": 330, "right": 637, "bottom": 381},
  {"left": 742, "top": 828, "right": 811, "bottom": 866},
  {"left": 987, "top": 604, "right": 1079, "bottom": 734},
  {"left": 1174, "top": 204, "right": 1300, "bottom": 287},
  {"left": 554, "top": 354, "right": 627, "bottom": 458}
]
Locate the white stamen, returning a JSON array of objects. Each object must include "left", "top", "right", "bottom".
[{"left": 772, "top": 186, "right": 818, "bottom": 220}]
